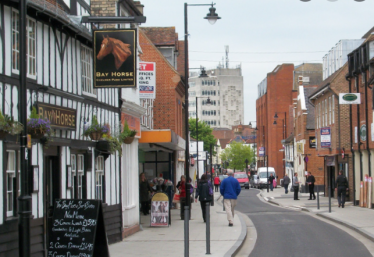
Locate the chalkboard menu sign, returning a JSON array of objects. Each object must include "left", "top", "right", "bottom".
[{"left": 48, "top": 199, "right": 110, "bottom": 257}]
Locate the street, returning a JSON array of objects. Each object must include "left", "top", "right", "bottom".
[{"left": 236, "top": 189, "right": 372, "bottom": 257}]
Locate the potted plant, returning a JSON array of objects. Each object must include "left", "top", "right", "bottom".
[
  {"left": 82, "top": 115, "right": 108, "bottom": 141},
  {"left": 0, "top": 110, "right": 23, "bottom": 139},
  {"left": 119, "top": 120, "right": 137, "bottom": 144},
  {"left": 27, "top": 107, "right": 52, "bottom": 139}
]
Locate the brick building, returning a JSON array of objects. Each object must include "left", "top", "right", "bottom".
[{"left": 256, "top": 64, "right": 294, "bottom": 182}]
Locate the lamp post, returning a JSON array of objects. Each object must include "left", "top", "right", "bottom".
[
  {"left": 184, "top": 3, "right": 220, "bottom": 257},
  {"left": 210, "top": 144, "right": 214, "bottom": 206},
  {"left": 196, "top": 96, "right": 211, "bottom": 183},
  {"left": 245, "top": 159, "right": 249, "bottom": 176}
]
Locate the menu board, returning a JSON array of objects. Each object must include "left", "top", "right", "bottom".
[
  {"left": 151, "top": 193, "right": 169, "bottom": 227},
  {"left": 48, "top": 199, "right": 110, "bottom": 257}
]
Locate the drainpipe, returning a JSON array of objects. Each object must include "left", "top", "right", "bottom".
[
  {"left": 356, "top": 75, "right": 363, "bottom": 182},
  {"left": 347, "top": 75, "right": 356, "bottom": 205},
  {"left": 363, "top": 66, "right": 371, "bottom": 177}
]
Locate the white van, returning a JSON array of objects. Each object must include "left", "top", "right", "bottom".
[{"left": 257, "top": 167, "right": 276, "bottom": 189}]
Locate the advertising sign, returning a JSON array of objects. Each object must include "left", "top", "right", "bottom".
[
  {"left": 93, "top": 29, "right": 137, "bottom": 88},
  {"left": 320, "top": 127, "right": 331, "bottom": 148},
  {"left": 259, "top": 147, "right": 265, "bottom": 157},
  {"left": 139, "top": 62, "right": 156, "bottom": 99},
  {"left": 339, "top": 93, "right": 361, "bottom": 104},
  {"left": 309, "top": 136, "right": 316, "bottom": 148},
  {"left": 151, "top": 193, "right": 169, "bottom": 227},
  {"left": 37, "top": 102, "right": 77, "bottom": 130},
  {"left": 296, "top": 143, "right": 304, "bottom": 154},
  {"left": 191, "top": 151, "right": 207, "bottom": 161}
]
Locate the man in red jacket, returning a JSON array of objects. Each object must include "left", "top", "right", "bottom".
[{"left": 214, "top": 175, "right": 220, "bottom": 192}]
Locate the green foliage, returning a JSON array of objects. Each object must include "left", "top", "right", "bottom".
[
  {"left": 82, "top": 115, "right": 109, "bottom": 137},
  {"left": 29, "top": 107, "right": 39, "bottom": 119},
  {"left": 102, "top": 134, "right": 122, "bottom": 156},
  {"left": 0, "top": 110, "right": 23, "bottom": 135},
  {"left": 119, "top": 120, "right": 137, "bottom": 141},
  {"left": 220, "top": 141, "right": 256, "bottom": 171},
  {"left": 188, "top": 118, "right": 217, "bottom": 153}
]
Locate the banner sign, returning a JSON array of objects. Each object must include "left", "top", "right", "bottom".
[
  {"left": 151, "top": 193, "right": 169, "bottom": 227},
  {"left": 93, "top": 29, "right": 137, "bottom": 88},
  {"left": 339, "top": 93, "right": 361, "bottom": 104},
  {"left": 259, "top": 147, "right": 265, "bottom": 157},
  {"left": 139, "top": 62, "right": 156, "bottom": 99},
  {"left": 37, "top": 102, "right": 76, "bottom": 130},
  {"left": 321, "top": 127, "right": 331, "bottom": 148}
]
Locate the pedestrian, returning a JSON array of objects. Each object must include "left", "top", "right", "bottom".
[
  {"left": 306, "top": 171, "right": 316, "bottom": 200},
  {"left": 268, "top": 173, "right": 275, "bottom": 191},
  {"left": 139, "top": 173, "right": 152, "bottom": 215},
  {"left": 283, "top": 174, "right": 290, "bottom": 194},
  {"left": 335, "top": 170, "right": 349, "bottom": 208},
  {"left": 293, "top": 172, "right": 301, "bottom": 200},
  {"left": 177, "top": 175, "right": 186, "bottom": 219},
  {"left": 214, "top": 175, "right": 220, "bottom": 192},
  {"left": 195, "top": 174, "right": 213, "bottom": 222},
  {"left": 220, "top": 170, "right": 241, "bottom": 227}
]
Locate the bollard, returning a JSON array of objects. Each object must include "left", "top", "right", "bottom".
[
  {"left": 206, "top": 202, "right": 211, "bottom": 255},
  {"left": 317, "top": 186, "right": 320, "bottom": 210},
  {"left": 184, "top": 206, "right": 189, "bottom": 257}
]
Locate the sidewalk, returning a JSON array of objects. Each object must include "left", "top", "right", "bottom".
[
  {"left": 260, "top": 187, "right": 374, "bottom": 243},
  {"left": 109, "top": 191, "right": 246, "bottom": 257}
]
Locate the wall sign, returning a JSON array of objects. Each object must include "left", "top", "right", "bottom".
[
  {"left": 339, "top": 93, "right": 361, "bottom": 104},
  {"left": 309, "top": 136, "right": 316, "bottom": 148},
  {"left": 94, "top": 29, "right": 137, "bottom": 88},
  {"left": 360, "top": 124, "right": 367, "bottom": 142},
  {"left": 37, "top": 103, "right": 77, "bottom": 130},
  {"left": 296, "top": 143, "right": 304, "bottom": 154},
  {"left": 320, "top": 127, "right": 331, "bottom": 148},
  {"left": 48, "top": 199, "right": 109, "bottom": 257},
  {"left": 139, "top": 62, "right": 156, "bottom": 99},
  {"left": 259, "top": 147, "right": 265, "bottom": 157}
]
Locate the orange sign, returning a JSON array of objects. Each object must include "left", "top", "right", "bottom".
[{"left": 121, "top": 113, "right": 141, "bottom": 138}]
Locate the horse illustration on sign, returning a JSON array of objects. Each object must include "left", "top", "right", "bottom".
[{"left": 97, "top": 35, "right": 132, "bottom": 70}]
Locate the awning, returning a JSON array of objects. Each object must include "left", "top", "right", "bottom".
[{"left": 139, "top": 129, "right": 186, "bottom": 151}]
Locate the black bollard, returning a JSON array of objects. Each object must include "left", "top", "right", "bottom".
[
  {"left": 184, "top": 206, "right": 189, "bottom": 257},
  {"left": 317, "top": 186, "right": 320, "bottom": 210},
  {"left": 206, "top": 202, "right": 211, "bottom": 255}
]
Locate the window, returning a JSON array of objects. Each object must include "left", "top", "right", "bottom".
[
  {"left": 321, "top": 101, "right": 324, "bottom": 127},
  {"left": 71, "top": 154, "right": 76, "bottom": 198},
  {"left": 189, "top": 91, "right": 196, "bottom": 97},
  {"left": 325, "top": 99, "right": 328, "bottom": 126},
  {"left": 319, "top": 103, "right": 321, "bottom": 128},
  {"left": 95, "top": 156, "right": 104, "bottom": 201},
  {"left": 332, "top": 96, "right": 335, "bottom": 124},
  {"left": 12, "top": 10, "right": 36, "bottom": 78},
  {"left": 81, "top": 45, "right": 94, "bottom": 95},
  {"left": 329, "top": 97, "right": 331, "bottom": 125},
  {"left": 316, "top": 104, "right": 319, "bottom": 129},
  {"left": 77, "top": 155, "right": 84, "bottom": 199},
  {"left": 6, "top": 151, "right": 16, "bottom": 217}
]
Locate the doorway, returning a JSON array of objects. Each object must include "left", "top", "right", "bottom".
[{"left": 327, "top": 166, "right": 335, "bottom": 197}]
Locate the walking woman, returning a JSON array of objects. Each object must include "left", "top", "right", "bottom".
[
  {"left": 195, "top": 174, "right": 213, "bottom": 222},
  {"left": 139, "top": 173, "right": 153, "bottom": 215},
  {"left": 177, "top": 175, "right": 187, "bottom": 220}
]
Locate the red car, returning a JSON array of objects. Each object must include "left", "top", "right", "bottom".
[{"left": 234, "top": 172, "right": 250, "bottom": 189}]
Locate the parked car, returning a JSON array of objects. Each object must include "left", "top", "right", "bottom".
[
  {"left": 234, "top": 172, "right": 249, "bottom": 189},
  {"left": 250, "top": 175, "right": 259, "bottom": 188},
  {"left": 257, "top": 167, "right": 276, "bottom": 189}
]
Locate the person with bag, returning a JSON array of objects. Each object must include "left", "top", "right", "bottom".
[
  {"left": 195, "top": 174, "right": 213, "bottom": 222},
  {"left": 139, "top": 173, "right": 153, "bottom": 215},
  {"left": 214, "top": 175, "right": 220, "bottom": 192},
  {"left": 335, "top": 170, "right": 349, "bottom": 208},
  {"left": 293, "top": 172, "right": 301, "bottom": 200},
  {"left": 283, "top": 174, "right": 290, "bottom": 194}
]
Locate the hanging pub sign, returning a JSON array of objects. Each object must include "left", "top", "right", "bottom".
[
  {"left": 37, "top": 102, "right": 76, "bottom": 130},
  {"left": 320, "top": 127, "right": 331, "bottom": 148},
  {"left": 93, "top": 29, "right": 137, "bottom": 88},
  {"left": 48, "top": 199, "right": 110, "bottom": 257}
]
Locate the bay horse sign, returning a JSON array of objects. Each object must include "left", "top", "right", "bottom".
[{"left": 94, "top": 29, "right": 137, "bottom": 88}]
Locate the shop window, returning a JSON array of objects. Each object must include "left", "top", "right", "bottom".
[
  {"left": 95, "top": 156, "right": 105, "bottom": 201},
  {"left": 71, "top": 154, "right": 76, "bottom": 198},
  {"left": 81, "top": 44, "right": 95, "bottom": 96}
]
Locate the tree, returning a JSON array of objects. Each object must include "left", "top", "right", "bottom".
[
  {"left": 220, "top": 141, "right": 256, "bottom": 171},
  {"left": 188, "top": 118, "right": 217, "bottom": 152}
]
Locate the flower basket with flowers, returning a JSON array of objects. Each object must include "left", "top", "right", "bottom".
[
  {"left": 119, "top": 120, "right": 137, "bottom": 144},
  {"left": 0, "top": 110, "right": 23, "bottom": 139},
  {"left": 27, "top": 107, "right": 52, "bottom": 140},
  {"left": 98, "top": 125, "right": 122, "bottom": 156},
  {"left": 82, "top": 115, "right": 108, "bottom": 141}
]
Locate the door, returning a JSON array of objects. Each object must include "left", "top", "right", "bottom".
[
  {"left": 45, "top": 156, "right": 60, "bottom": 247},
  {"left": 328, "top": 166, "right": 335, "bottom": 197}
]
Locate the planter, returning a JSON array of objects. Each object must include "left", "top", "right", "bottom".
[
  {"left": 96, "top": 140, "right": 110, "bottom": 152},
  {"left": 0, "top": 130, "right": 8, "bottom": 140},
  {"left": 29, "top": 131, "right": 45, "bottom": 139},
  {"left": 123, "top": 136, "right": 135, "bottom": 144},
  {"left": 89, "top": 132, "right": 103, "bottom": 141}
]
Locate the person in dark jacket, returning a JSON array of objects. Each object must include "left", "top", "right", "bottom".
[
  {"left": 220, "top": 170, "right": 241, "bottom": 226},
  {"left": 268, "top": 174, "right": 275, "bottom": 191},
  {"left": 195, "top": 174, "right": 212, "bottom": 222},
  {"left": 306, "top": 171, "right": 316, "bottom": 200},
  {"left": 283, "top": 174, "right": 291, "bottom": 194},
  {"left": 335, "top": 170, "right": 349, "bottom": 208},
  {"left": 139, "top": 173, "right": 152, "bottom": 215}
]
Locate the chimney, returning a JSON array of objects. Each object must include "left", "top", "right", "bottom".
[{"left": 133, "top": 1, "right": 144, "bottom": 15}]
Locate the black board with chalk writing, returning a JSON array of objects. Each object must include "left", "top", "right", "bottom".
[{"left": 48, "top": 199, "right": 110, "bottom": 257}]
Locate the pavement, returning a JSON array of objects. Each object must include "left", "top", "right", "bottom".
[
  {"left": 109, "top": 191, "right": 247, "bottom": 257},
  {"left": 261, "top": 186, "right": 374, "bottom": 243}
]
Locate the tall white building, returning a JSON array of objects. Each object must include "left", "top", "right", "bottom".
[{"left": 188, "top": 66, "right": 244, "bottom": 129}]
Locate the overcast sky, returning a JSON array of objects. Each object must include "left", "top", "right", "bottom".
[{"left": 139, "top": 0, "right": 374, "bottom": 125}]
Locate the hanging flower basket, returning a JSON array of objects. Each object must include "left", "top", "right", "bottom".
[
  {"left": 83, "top": 115, "right": 108, "bottom": 141},
  {"left": 90, "top": 132, "right": 103, "bottom": 141},
  {"left": 0, "top": 130, "right": 8, "bottom": 140},
  {"left": 122, "top": 136, "right": 135, "bottom": 144},
  {"left": 0, "top": 111, "right": 23, "bottom": 140},
  {"left": 28, "top": 130, "right": 45, "bottom": 139},
  {"left": 96, "top": 139, "right": 110, "bottom": 152}
]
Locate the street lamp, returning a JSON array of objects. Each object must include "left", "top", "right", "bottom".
[
  {"left": 184, "top": 3, "right": 220, "bottom": 257},
  {"left": 196, "top": 96, "right": 211, "bottom": 183}
]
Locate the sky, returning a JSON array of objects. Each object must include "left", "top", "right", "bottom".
[{"left": 138, "top": 0, "right": 374, "bottom": 125}]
